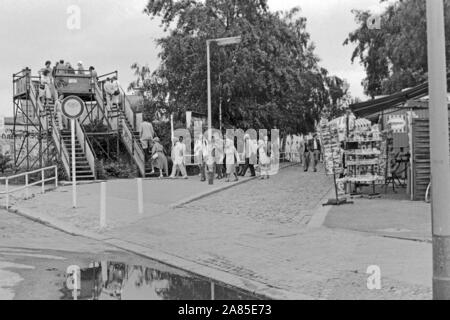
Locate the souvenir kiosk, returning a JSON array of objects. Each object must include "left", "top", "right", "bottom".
[{"left": 320, "top": 113, "right": 390, "bottom": 202}]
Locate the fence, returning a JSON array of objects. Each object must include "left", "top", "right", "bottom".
[{"left": 0, "top": 166, "right": 58, "bottom": 210}]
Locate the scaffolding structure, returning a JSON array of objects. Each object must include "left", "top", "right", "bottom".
[{"left": 11, "top": 67, "right": 143, "bottom": 178}]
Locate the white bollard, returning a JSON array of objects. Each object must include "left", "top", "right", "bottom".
[
  {"left": 100, "top": 182, "right": 106, "bottom": 229},
  {"left": 25, "top": 174, "right": 29, "bottom": 199},
  {"left": 41, "top": 170, "right": 45, "bottom": 194},
  {"left": 137, "top": 178, "right": 144, "bottom": 215},
  {"left": 5, "top": 180, "right": 9, "bottom": 212}
]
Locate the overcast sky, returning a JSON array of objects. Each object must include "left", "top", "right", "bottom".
[{"left": 0, "top": 0, "right": 393, "bottom": 116}]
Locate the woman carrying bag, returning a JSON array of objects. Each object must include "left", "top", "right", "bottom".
[{"left": 151, "top": 137, "right": 169, "bottom": 179}]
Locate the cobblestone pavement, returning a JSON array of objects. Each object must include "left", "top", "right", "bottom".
[
  {"left": 182, "top": 165, "right": 333, "bottom": 226},
  {"left": 5, "top": 163, "right": 433, "bottom": 299},
  {"left": 105, "top": 165, "right": 431, "bottom": 299}
]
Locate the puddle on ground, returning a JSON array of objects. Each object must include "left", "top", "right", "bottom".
[{"left": 61, "top": 261, "right": 263, "bottom": 300}]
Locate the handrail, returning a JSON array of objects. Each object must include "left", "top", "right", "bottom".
[
  {"left": 73, "top": 119, "right": 97, "bottom": 179},
  {"left": 50, "top": 110, "right": 71, "bottom": 179},
  {"left": 120, "top": 116, "right": 146, "bottom": 176},
  {"left": 0, "top": 165, "right": 56, "bottom": 181},
  {"left": 0, "top": 165, "right": 58, "bottom": 210},
  {"left": 118, "top": 86, "right": 146, "bottom": 176},
  {"left": 119, "top": 86, "right": 137, "bottom": 130},
  {"left": 97, "top": 71, "right": 118, "bottom": 82}
]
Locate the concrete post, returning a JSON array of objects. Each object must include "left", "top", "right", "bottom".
[{"left": 426, "top": 0, "right": 450, "bottom": 300}]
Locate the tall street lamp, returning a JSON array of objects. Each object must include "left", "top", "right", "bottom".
[
  {"left": 426, "top": 0, "right": 450, "bottom": 300},
  {"left": 207, "top": 36, "right": 242, "bottom": 137}
]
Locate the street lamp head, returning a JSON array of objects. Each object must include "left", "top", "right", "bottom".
[{"left": 210, "top": 36, "right": 242, "bottom": 47}]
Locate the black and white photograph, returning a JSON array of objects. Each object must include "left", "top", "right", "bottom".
[{"left": 0, "top": 0, "right": 449, "bottom": 306}]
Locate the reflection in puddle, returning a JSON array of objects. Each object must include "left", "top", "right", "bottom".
[{"left": 61, "top": 261, "right": 262, "bottom": 300}]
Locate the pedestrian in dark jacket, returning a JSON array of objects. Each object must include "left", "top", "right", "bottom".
[{"left": 307, "top": 134, "right": 321, "bottom": 172}]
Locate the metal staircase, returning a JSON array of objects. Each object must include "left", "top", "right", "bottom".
[
  {"left": 93, "top": 82, "right": 149, "bottom": 177},
  {"left": 61, "top": 129, "right": 96, "bottom": 181},
  {"left": 28, "top": 79, "right": 96, "bottom": 181}
]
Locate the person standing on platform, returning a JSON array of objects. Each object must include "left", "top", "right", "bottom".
[
  {"left": 41, "top": 61, "right": 58, "bottom": 101},
  {"left": 170, "top": 136, "right": 188, "bottom": 179},
  {"left": 65, "top": 62, "right": 75, "bottom": 74},
  {"left": 38, "top": 69, "right": 52, "bottom": 105},
  {"left": 54, "top": 95, "right": 65, "bottom": 130},
  {"left": 103, "top": 78, "right": 115, "bottom": 116},
  {"left": 111, "top": 76, "right": 121, "bottom": 109},
  {"left": 56, "top": 60, "right": 66, "bottom": 74},
  {"left": 76, "top": 61, "right": 85, "bottom": 75},
  {"left": 89, "top": 66, "right": 98, "bottom": 83}
]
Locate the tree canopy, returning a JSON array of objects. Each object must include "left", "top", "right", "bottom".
[
  {"left": 132, "top": 0, "right": 348, "bottom": 134},
  {"left": 345, "top": 0, "right": 450, "bottom": 98}
]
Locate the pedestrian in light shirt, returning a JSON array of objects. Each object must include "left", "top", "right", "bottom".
[
  {"left": 54, "top": 95, "right": 66, "bottom": 130},
  {"left": 194, "top": 134, "right": 209, "bottom": 182},
  {"left": 225, "top": 138, "right": 240, "bottom": 182},
  {"left": 140, "top": 118, "right": 155, "bottom": 174},
  {"left": 258, "top": 139, "right": 270, "bottom": 179},
  {"left": 170, "top": 136, "right": 188, "bottom": 179}
]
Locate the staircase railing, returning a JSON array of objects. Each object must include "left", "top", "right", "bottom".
[
  {"left": 118, "top": 86, "right": 146, "bottom": 176},
  {"left": 119, "top": 86, "right": 137, "bottom": 131},
  {"left": 50, "top": 113, "right": 71, "bottom": 179},
  {"left": 94, "top": 76, "right": 146, "bottom": 177},
  {"left": 120, "top": 114, "right": 146, "bottom": 176},
  {"left": 73, "top": 119, "right": 97, "bottom": 179}
]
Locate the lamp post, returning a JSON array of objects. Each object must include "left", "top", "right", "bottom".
[
  {"left": 206, "top": 36, "right": 241, "bottom": 138},
  {"left": 426, "top": 0, "right": 450, "bottom": 300}
]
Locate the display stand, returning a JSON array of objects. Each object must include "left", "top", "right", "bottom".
[
  {"left": 320, "top": 122, "right": 353, "bottom": 206},
  {"left": 344, "top": 129, "right": 386, "bottom": 199}
]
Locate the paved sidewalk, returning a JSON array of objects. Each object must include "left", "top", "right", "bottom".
[
  {"left": 325, "top": 196, "right": 431, "bottom": 242},
  {"left": 9, "top": 175, "right": 259, "bottom": 233},
  {"left": 6, "top": 164, "right": 432, "bottom": 299}
]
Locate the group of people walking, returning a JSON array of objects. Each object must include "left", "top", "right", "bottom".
[
  {"left": 194, "top": 133, "right": 273, "bottom": 182},
  {"left": 139, "top": 120, "right": 275, "bottom": 182}
]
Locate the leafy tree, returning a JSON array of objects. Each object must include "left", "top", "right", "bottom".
[
  {"left": 134, "top": 0, "right": 347, "bottom": 134},
  {"left": 345, "top": 0, "right": 450, "bottom": 98}
]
